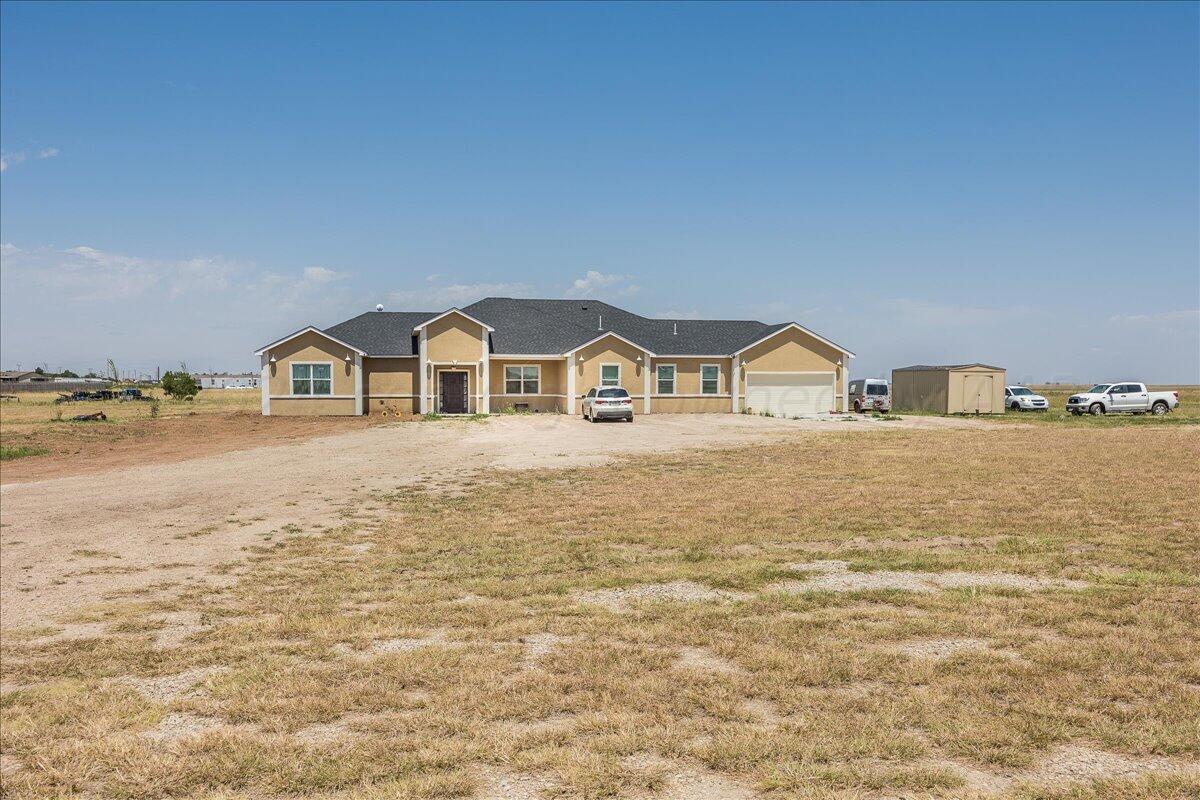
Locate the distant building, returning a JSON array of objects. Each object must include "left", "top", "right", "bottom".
[
  {"left": 194, "top": 372, "right": 260, "bottom": 389},
  {"left": 0, "top": 370, "right": 53, "bottom": 383}
]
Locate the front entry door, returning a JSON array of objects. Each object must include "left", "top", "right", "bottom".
[{"left": 439, "top": 372, "right": 468, "bottom": 414}]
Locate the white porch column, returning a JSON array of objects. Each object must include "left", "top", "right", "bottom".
[
  {"left": 731, "top": 357, "right": 740, "bottom": 413},
  {"left": 418, "top": 329, "right": 429, "bottom": 414},
  {"left": 480, "top": 329, "right": 490, "bottom": 414},
  {"left": 354, "top": 354, "right": 364, "bottom": 416},
  {"left": 565, "top": 355, "right": 576, "bottom": 415},
  {"left": 840, "top": 359, "right": 848, "bottom": 413},
  {"left": 643, "top": 354, "right": 651, "bottom": 414},
  {"left": 260, "top": 353, "right": 270, "bottom": 416}
]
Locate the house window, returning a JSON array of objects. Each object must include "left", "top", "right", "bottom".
[
  {"left": 656, "top": 364, "right": 676, "bottom": 395},
  {"left": 504, "top": 365, "right": 539, "bottom": 394},
  {"left": 701, "top": 364, "right": 719, "bottom": 395},
  {"left": 291, "top": 363, "right": 332, "bottom": 396},
  {"left": 600, "top": 364, "right": 620, "bottom": 386}
]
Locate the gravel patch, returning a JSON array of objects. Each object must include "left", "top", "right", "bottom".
[
  {"left": 142, "top": 712, "right": 229, "bottom": 743},
  {"left": 151, "top": 610, "right": 208, "bottom": 649},
  {"left": 886, "top": 638, "right": 1001, "bottom": 660},
  {"left": 519, "top": 632, "right": 573, "bottom": 668},
  {"left": 674, "top": 646, "right": 743, "bottom": 675},
  {"left": 474, "top": 767, "right": 555, "bottom": 800},
  {"left": 622, "top": 753, "right": 760, "bottom": 799},
  {"left": 575, "top": 581, "right": 752, "bottom": 612},
  {"left": 334, "top": 631, "right": 450, "bottom": 657},
  {"left": 116, "top": 666, "right": 224, "bottom": 703},
  {"left": 765, "top": 560, "right": 1087, "bottom": 595},
  {"left": 932, "top": 743, "right": 1200, "bottom": 792}
]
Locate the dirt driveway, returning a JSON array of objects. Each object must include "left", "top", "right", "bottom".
[{"left": 0, "top": 413, "right": 982, "bottom": 631}]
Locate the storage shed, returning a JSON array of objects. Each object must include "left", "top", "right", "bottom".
[{"left": 891, "top": 364, "right": 1006, "bottom": 414}]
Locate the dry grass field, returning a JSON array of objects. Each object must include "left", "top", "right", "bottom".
[{"left": 2, "top": 414, "right": 1197, "bottom": 799}]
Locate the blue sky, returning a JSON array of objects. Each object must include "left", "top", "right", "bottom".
[{"left": 2, "top": 1, "right": 1197, "bottom": 382}]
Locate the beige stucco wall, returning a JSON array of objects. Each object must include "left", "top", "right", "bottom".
[
  {"left": 269, "top": 397, "right": 356, "bottom": 416},
  {"left": 425, "top": 313, "right": 486, "bottom": 363},
  {"left": 364, "top": 358, "right": 417, "bottom": 396},
  {"left": 572, "top": 336, "right": 648, "bottom": 414},
  {"left": 948, "top": 368, "right": 1006, "bottom": 414},
  {"left": 892, "top": 369, "right": 950, "bottom": 412},
  {"left": 363, "top": 358, "right": 418, "bottom": 416},
  {"left": 489, "top": 359, "right": 566, "bottom": 412},
  {"left": 651, "top": 397, "right": 730, "bottom": 414},
  {"left": 737, "top": 328, "right": 845, "bottom": 411},
  {"left": 266, "top": 330, "right": 357, "bottom": 399},
  {"left": 651, "top": 357, "right": 731, "bottom": 398}
]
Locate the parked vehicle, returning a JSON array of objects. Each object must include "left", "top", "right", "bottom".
[
  {"left": 1004, "top": 386, "right": 1048, "bottom": 412},
  {"left": 117, "top": 387, "right": 149, "bottom": 401},
  {"left": 582, "top": 386, "right": 634, "bottom": 422},
  {"left": 1066, "top": 383, "right": 1179, "bottom": 416},
  {"left": 847, "top": 379, "right": 890, "bottom": 413}
]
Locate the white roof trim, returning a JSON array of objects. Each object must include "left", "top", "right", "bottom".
[
  {"left": 254, "top": 326, "right": 367, "bottom": 357},
  {"left": 733, "top": 323, "right": 856, "bottom": 359},
  {"left": 412, "top": 308, "right": 495, "bottom": 332},
  {"left": 565, "top": 330, "right": 657, "bottom": 357}
]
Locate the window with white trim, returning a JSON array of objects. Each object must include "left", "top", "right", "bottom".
[
  {"left": 701, "top": 364, "right": 719, "bottom": 395},
  {"left": 656, "top": 364, "right": 676, "bottom": 395},
  {"left": 600, "top": 364, "right": 620, "bottom": 386},
  {"left": 504, "top": 365, "right": 539, "bottom": 394},
  {"left": 291, "top": 363, "right": 332, "bottom": 396}
]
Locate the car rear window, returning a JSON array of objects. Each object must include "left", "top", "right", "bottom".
[
  {"left": 865, "top": 384, "right": 888, "bottom": 395},
  {"left": 598, "top": 388, "right": 629, "bottom": 398}
]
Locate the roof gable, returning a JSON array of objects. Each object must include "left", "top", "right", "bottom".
[{"left": 255, "top": 326, "right": 367, "bottom": 357}]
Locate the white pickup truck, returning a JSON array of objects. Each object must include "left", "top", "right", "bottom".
[{"left": 1066, "top": 383, "right": 1180, "bottom": 416}]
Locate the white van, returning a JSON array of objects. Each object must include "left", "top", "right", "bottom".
[{"left": 847, "top": 379, "right": 891, "bottom": 413}]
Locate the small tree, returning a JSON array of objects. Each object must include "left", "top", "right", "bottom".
[
  {"left": 160, "top": 370, "right": 200, "bottom": 400},
  {"left": 59, "top": 369, "right": 79, "bottom": 378}
]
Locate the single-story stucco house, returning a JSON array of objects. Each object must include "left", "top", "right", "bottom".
[{"left": 254, "top": 298, "right": 855, "bottom": 417}]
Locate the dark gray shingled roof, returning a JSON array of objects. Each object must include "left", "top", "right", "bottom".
[
  {"left": 323, "top": 311, "right": 438, "bottom": 356},
  {"left": 464, "top": 298, "right": 794, "bottom": 356},
  {"left": 297, "top": 298, "right": 849, "bottom": 358},
  {"left": 895, "top": 363, "right": 1005, "bottom": 371}
]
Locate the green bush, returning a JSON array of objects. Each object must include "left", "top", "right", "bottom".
[{"left": 160, "top": 370, "right": 200, "bottom": 400}]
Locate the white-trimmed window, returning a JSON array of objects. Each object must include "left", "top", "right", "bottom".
[
  {"left": 656, "top": 364, "right": 676, "bottom": 395},
  {"left": 504, "top": 365, "right": 539, "bottom": 394},
  {"left": 600, "top": 364, "right": 620, "bottom": 387},
  {"left": 701, "top": 364, "right": 720, "bottom": 395},
  {"left": 291, "top": 362, "right": 332, "bottom": 396}
]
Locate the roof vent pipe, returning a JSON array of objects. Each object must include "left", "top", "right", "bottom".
[
  {"left": 673, "top": 322, "right": 677, "bottom": 335},
  {"left": 598, "top": 314, "right": 602, "bottom": 331}
]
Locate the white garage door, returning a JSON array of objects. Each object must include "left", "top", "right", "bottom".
[{"left": 745, "top": 372, "right": 835, "bottom": 416}]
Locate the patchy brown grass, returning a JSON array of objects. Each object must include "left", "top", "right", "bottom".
[{"left": 2, "top": 425, "right": 1198, "bottom": 799}]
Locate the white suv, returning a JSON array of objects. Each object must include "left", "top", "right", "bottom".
[{"left": 1005, "top": 386, "right": 1048, "bottom": 412}]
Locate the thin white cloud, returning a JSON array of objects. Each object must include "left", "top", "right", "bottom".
[
  {"left": 1108, "top": 309, "right": 1199, "bottom": 325},
  {"left": 652, "top": 309, "right": 702, "bottom": 320},
  {"left": 565, "top": 270, "right": 640, "bottom": 299},
  {"left": 0, "top": 147, "right": 58, "bottom": 171},
  {"left": 388, "top": 278, "right": 535, "bottom": 310}
]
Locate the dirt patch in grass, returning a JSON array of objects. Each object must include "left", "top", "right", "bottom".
[
  {"left": 116, "top": 666, "right": 225, "bottom": 703},
  {"left": 766, "top": 559, "right": 1089, "bottom": 594},
  {"left": 933, "top": 743, "right": 1200, "bottom": 792},
  {"left": 674, "top": 646, "right": 744, "bottom": 675},
  {"left": 575, "top": 581, "right": 753, "bottom": 611}
]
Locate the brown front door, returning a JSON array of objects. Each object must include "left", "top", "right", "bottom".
[{"left": 439, "top": 372, "right": 468, "bottom": 413}]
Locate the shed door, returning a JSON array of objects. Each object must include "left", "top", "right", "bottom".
[
  {"left": 745, "top": 372, "right": 834, "bottom": 416},
  {"left": 962, "top": 374, "right": 993, "bottom": 413}
]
